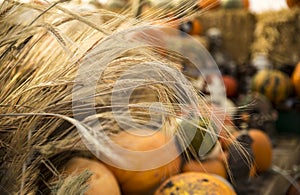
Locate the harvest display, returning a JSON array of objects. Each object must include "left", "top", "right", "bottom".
[{"left": 0, "top": 0, "right": 299, "bottom": 195}]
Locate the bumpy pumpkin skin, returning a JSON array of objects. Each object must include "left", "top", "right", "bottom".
[
  {"left": 154, "top": 172, "right": 236, "bottom": 195},
  {"left": 62, "top": 157, "right": 121, "bottom": 195},
  {"left": 106, "top": 130, "right": 182, "bottom": 195}
]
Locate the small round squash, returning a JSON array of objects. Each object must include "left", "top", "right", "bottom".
[
  {"left": 62, "top": 157, "right": 121, "bottom": 195},
  {"left": 106, "top": 129, "right": 182, "bottom": 195},
  {"left": 252, "top": 69, "right": 292, "bottom": 104},
  {"left": 248, "top": 129, "right": 273, "bottom": 172},
  {"left": 183, "top": 159, "right": 227, "bottom": 179}
]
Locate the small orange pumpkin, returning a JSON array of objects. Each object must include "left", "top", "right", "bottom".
[
  {"left": 198, "top": 0, "right": 221, "bottom": 10},
  {"left": 154, "top": 172, "right": 236, "bottom": 195},
  {"left": 292, "top": 62, "right": 300, "bottom": 97},
  {"left": 286, "top": 0, "right": 300, "bottom": 8},
  {"left": 222, "top": 75, "right": 238, "bottom": 98},
  {"left": 220, "top": 129, "right": 272, "bottom": 173},
  {"left": 183, "top": 159, "right": 227, "bottom": 179},
  {"left": 106, "top": 129, "right": 182, "bottom": 195},
  {"left": 179, "top": 19, "right": 202, "bottom": 35},
  {"left": 243, "top": 0, "right": 250, "bottom": 8},
  {"left": 62, "top": 157, "right": 121, "bottom": 195},
  {"left": 248, "top": 129, "right": 273, "bottom": 173}
]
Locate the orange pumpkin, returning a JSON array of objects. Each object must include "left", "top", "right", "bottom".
[
  {"left": 292, "top": 62, "right": 300, "bottom": 97},
  {"left": 243, "top": 0, "right": 250, "bottom": 8},
  {"left": 198, "top": 0, "right": 221, "bottom": 10},
  {"left": 106, "top": 129, "right": 182, "bottom": 195},
  {"left": 179, "top": 19, "right": 202, "bottom": 35},
  {"left": 183, "top": 159, "right": 227, "bottom": 179},
  {"left": 248, "top": 129, "right": 273, "bottom": 172},
  {"left": 190, "top": 19, "right": 202, "bottom": 35},
  {"left": 62, "top": 157, "right": 121, "bottom": 195},
  {"left": 220, "top": 129, "right": 272, "bottom": 174},
  {"left": 286, "top": 0, "right": 300, "bottom": 8},
  {"left": 222, "top": 75, "right": 238, "bottom": 98},
  {"left": 154, "top": 172, "right": 236, "bottom": 195}
]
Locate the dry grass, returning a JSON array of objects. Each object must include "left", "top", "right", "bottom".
[{"left": 0, "top": 0, "right": 245, "bottom": 194}]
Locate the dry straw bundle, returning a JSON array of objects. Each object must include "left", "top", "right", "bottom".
[
  {"left": 197, "top": 9, "right": 256, "bottom": 65},
  {"left": 0, "top": 0, "right": 240, "bottom": 194},
  {"left": 251, "top": 8, "right": 300, "bottom": 67}
]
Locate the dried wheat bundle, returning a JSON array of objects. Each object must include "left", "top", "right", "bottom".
[{"left": 0, "top": 0, "right": 242, "bottom": 194}]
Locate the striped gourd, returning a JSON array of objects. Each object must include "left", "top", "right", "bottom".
[{"left": 252, "top": 69, "right": 292, "bottom": 104}]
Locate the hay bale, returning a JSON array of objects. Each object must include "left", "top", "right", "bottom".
[
  {"left": 251, "top": 8, "right": 300, "bottom": 67},
  {"left": 197, "top": 9, "right": 256, "bottom": 65}
]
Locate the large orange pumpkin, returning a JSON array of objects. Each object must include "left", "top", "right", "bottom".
[
  {"left": 106, "top": 129, "right": 182, "bottom": 195},
  {"left": 183, "top": 159, "right": 227, "bottom": 179},
  {"left": 286, "top": 0, "right": 300, "bottom": 8},
  {"left": 292, "top": 62, "right": 300, "bottom": 97},
  {"left": 248, "top": 129, "right": 273, "bottom": 172},
  {"left": 62, "top": 157, "right": 121, "bottom": 195},
  {"left": 154, "top": 172, "right": 236, "bottom": 195}
]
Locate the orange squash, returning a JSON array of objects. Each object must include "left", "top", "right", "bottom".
[
  {"left": 179, "top": 19, "right": 202, "bottom": 35},
  {"left": 106, "top": 129, "right": 182, "bottom": 195},
  {"left": 222, "top": 129, "right": 272, "bottom": 173},
  {"left": 248, "top": 129, "right": 273, "bottom": 173},
  {"left": 154, "top": 172, "right": 236, "bottom": 195},
  {"left": 62, "top": 157, "right": 121, "bottom": 195},
  {"left": 222, "top": 75, "right": 238, "bottom": 98},
  {"left": 183, "top": 159, "right": 227, "bottom": 179},
  {"left": 243, "top": 0, "right": 250, "bottom": 8},
  {"left": 286, "top": 0, "right": 300, "bottom": 8},
  {"left": 198, "top": 0, "right": 221, "bottom": 10},
  {"left": 190, "top": 19, "right": 202, "bottom": 35},
  {"left": 292, "top": 62, "right": 300, "bottom": 97}
]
